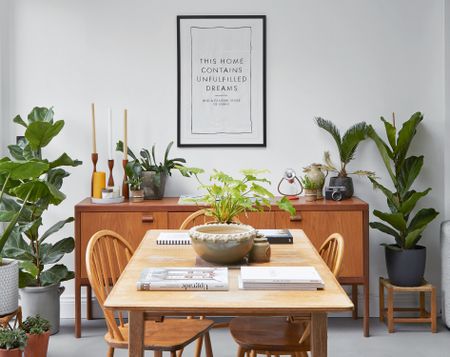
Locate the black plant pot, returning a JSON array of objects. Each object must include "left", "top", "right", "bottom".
[
  {"left": 328, "top": 176, "right": 354, "bottom": 199},
  {"left": 141, "top": 171, "right": 167, "bottom": 200},
  {"left": 385, "top": 245, "right": 426, "bottom": 286}
]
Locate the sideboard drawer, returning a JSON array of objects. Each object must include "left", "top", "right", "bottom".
[
  {"left": 275, "top": 210, "right": 363, "bottom": 278},
  {"left": 79, "top": 211, "right": 167, "bottom": 278}
]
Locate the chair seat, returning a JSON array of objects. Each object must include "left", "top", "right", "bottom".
[
  {"left": 229, "top": 317, "right": 310, "bottom": 352},
  {"left": 105, "top": 318, "right": 214, "bottom": 351}
]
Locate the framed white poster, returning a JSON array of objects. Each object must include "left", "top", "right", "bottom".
[{"left": 177, "top": 15, "right": 266, "bottom": 147}]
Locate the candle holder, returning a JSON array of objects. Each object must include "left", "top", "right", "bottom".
[
  {"left": 108, "top": 159, "right": 115, "bottom": 187},
  {"left": 122, "top": 159, "right": 129, "bottom": 199},
  {"left": 91, "top": 153, "right": 98, "bottom": 197}
]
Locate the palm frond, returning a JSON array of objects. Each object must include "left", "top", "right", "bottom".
[
  {"left": 322, "top": 151, "right": 339, "bottom": 173},
  {"left": 340, "top": 122, "right": 368, "bottom": 164},
  {"left": 315, "top": 117, "right": 342, "bottom": 149}
]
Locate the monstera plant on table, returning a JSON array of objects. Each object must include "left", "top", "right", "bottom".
[
  {"left": 179, "top": 167, "right": 295, "bottom": 264},
  {"left": 0, "top": 107, "right": 81, "bottom": 334},
  {"left": 368, "top": 112, "right": 439, "bottom": 286}
]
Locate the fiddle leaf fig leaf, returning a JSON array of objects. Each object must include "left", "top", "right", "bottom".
[
  {"left": 40, "top": 264, "right": 74, "bottom": 286},
  {"left": 25, "top": 120, "right": 64, "bottom": 150}
]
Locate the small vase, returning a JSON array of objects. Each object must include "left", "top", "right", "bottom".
[
  {"left": 249, "top": 234, "right": 271, "bottom": 263},
  {"left": 304, "top": 163, "right": 327, "bottom": 199},
  {"left": 304, "top": 189, "right": 317, "bottom": 202},
  {"left": 129, "top": 189, "right": 144, "bottom": 203}
]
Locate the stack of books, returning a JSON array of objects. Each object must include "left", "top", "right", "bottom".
[
  {"left": 137, "top": 267, "right": 229, "bottom": 291},
  {"left": 239, "top": 266, "right": 324, "bottom": 290}
]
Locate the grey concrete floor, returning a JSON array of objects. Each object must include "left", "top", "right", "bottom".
[{"left": 50, "top": 318, "right": 449, "bottom": 357}]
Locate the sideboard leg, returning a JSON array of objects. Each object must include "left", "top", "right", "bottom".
[
  {"left": 364, "top": 280, "right": 370, "bottom": 337},
  {"left": 87, "top": 285, "right": 93, "bottom": 320},
  {"left": 351, "top": 284, "right": 358, "bottom": 319},
  {"left": 75, "top": 279, "right": 81, "bottom": 338}
]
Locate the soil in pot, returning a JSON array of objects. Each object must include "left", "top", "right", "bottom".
[
  {"left": 24, "top": 332, "right": 50, "bottom": 357},
  {"left": 0, "top": 349, "right": 22, "bottom": 357},
  {"left": 0, "top": 259, "right": 19, "bottom": 316},
  {"left": 385, "top": 245, "right": 426, "bottom": 287},
  {"left": 328, "top": 176, "right": 354, "bottom": 199}
]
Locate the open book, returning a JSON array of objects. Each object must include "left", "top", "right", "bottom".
[{"left": 137, "top": 267, "right": 229, "bottom": 291}]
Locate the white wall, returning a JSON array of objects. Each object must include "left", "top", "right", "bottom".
[{"left": 3, "top": 0, "right": 446, "bottom": 317}]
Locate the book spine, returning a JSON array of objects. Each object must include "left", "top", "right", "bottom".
[
  {"left": 136, "top": 281, "right": 228, "bottom": 291},
  {"left": 266, "top": 236, "right": 293, "bottom": 244}
]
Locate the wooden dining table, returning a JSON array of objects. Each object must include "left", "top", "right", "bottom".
[{"left": 104, "top": 229, "right": 353, "bottom": 357}]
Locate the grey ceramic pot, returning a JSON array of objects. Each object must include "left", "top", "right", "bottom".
[
  {"left": 0, "top": 259, "right": 19, "bottom": 315},
  {"left": 141, "top": 171, "right": 167, "bottom": 200},
  {"left": 385, "top": 245, "right": 426, "bottom": 287},
  {"left": 20, "top": 284, "right": 65, "bottom": 335},
  {"left": 328, "top": 176, "right": 354, "bottom": 199}
]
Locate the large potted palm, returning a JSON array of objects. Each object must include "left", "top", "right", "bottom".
[
  {"left": 368, "top": 112, "right": 439, "bottom": 286},
  {"left": 315, "top": 117, "right": 375, "bottom": 198},
  {"left": 2, "top": 107, "right": 81, "bottom": 334}
]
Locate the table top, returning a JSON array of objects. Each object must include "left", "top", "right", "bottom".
[{"left": 104, "top": 229, "right": 354, "bottom": 315}]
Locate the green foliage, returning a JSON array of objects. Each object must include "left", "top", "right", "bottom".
[
  {"left": 116, "top": 141, "right": 186, "bottom": 176},
  {"left": 368, "top": 112, "right": 439, "bottom": 249},
  {"left": 179, "top": 167, "right": 296, "bottom": 223},
  {"left": 22, "top": 315, "right": 51, "bottom": 335},
  {"left": 300, "top": 176, "right": 322, "bottom": 190},
  {"left": 125, "top": 161, "right": 143, "bottom": 190},
  {"left": 0, "top": 107, "right": 81, "bottom": 286},
  {"left": 315, "top": 117, "right": 374, "bottom": 178},
  {"left": 0, "top": 328, "right": 27, "bottom": 351}
]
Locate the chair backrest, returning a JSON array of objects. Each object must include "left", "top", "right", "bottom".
[
  {"left": 179, "top": 209, "right": 210, "bottom": 230},
  {"left": 85, "top": 230, "right": 134, "bottom": 341},
  {"left": 319, "top": 233, "right": 345, "bottom": 277}
]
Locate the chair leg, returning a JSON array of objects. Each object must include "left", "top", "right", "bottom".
[
  {"left": 171, "top": 352, "right": 177, "bottom": 357},
  {"left": 195, "top": 335, "right": 204, "bottom": 357},
  {"left": 237, "top": 346, "right": 246, "bottom": 357},
  {"left": 154, "top": 351, "right": 163, "bottom": 357},
  {"left": 177, "top": 348, "right": 184, "bottom": 357},
  {"left": 204, "top": 331, "right": 213, "bottom": 357},
  {"left": 107, "top": 347, "right": 114, "bottom": 357}
]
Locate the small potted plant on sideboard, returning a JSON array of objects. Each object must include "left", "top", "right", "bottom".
[
  {"left": 0, "top": 329, "right": 27, "bottom": 357},
  {"left": 22, "top": 315, "right": 51, "bottom": 357},
  {"left": 368, "top": 112, "right": 439, "bottom": 286},
  {"left": 126, "top": 161, "right": 144, "bottom": 202}
]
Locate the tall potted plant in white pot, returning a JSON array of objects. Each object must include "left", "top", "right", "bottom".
[
  {"left": 2, "top": 107, "right": 81, "bottom": 334},
  {"left": 368, "top": 112, "right": 439, "bottom": 286}
]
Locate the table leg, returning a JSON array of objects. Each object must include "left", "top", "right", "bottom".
[
  {"left": 75, "top": 279, "right": 81, "bottom": 338},
  {"left": 129, "top": 311, "right": 145, "bottom": 357},
  {"left": 311, "top": 312, "right": 327, "bottom": 357}
]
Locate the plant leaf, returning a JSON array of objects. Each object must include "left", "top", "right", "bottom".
[
  {"left": 39, "top": 217, "right": 74, "bottom": 243},
  {"left": 395, "top": 112, "right": 423, "bottom": 166},
  {"left": 397, "top": 156, "right": 423, "bottom": 196},
  {"left": 399, "top": 189, "right": 431, "bottom": 216},
  {"left": 373, "top": 210, "right": 406, "bottom": 232},
  {"left": 368, "top": 177, "right": 398, "bottom": 211},
  {"left": 116, "top": 140, "right": 137, "bottom": 160},
  {"left": 369, "top": 221, "right": 402, "bottom": 245},
  {"left": 27, "top": 107, "right": 54, "bottom": 123},
  {"left": 315, "top": 117, "right": 341, "bottom": 148},
  {"left": 340, "top": 122, "right": 368, "bottom": 164},
  {"left": 0, "top": 161, "right": 49, "bottom": 180},
  {"left": 25, "top": 120, "right": 64, "bottom": 150},
  {"left": 381, "top": 117, "right": 396, "bottom": 151},
  {"left": 13, "top": 114, "right": 28, "bottom": 128},
  {"left": 49, "top": 153, "right": 82, "bottom": 169},
  {"left": 404, "top": 228, "right": 426, "bottom": 249},
  {"left": 40, "top": 264, "right": 74, "bottom": 286},
  {"left": 367, "top": 125, "right": 396, "bottom": 183},
  {"left": 408, "top": 208, "right": 439, "bottom": 232},
  {"left": 40, "top": 237, "right": 75, "bottom": 264}
]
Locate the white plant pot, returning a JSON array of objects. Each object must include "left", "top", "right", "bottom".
[{"left": 0, "top": 258, "right": 19, "bottom": 315}]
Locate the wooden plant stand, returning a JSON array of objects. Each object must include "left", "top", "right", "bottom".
[
  {"left": 0, "top": 307, "right": 22, "bottom": 329},
  {"left": 379, "top": 277, "right": 437, "bottom": 333}
]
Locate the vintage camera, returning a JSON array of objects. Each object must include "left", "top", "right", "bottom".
[{"left": 325, "top": 186, "right": 347, "bottom": 201}]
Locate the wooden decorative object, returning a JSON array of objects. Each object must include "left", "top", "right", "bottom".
[
  {"left": 90, "top": 153, "right": 98, "bottom": 197},
  {"left": 122, "top": 159, "right": 129, "bottom": 199},
  {"left": 0, "top": 306, "right": 22, "bottom": 329},
  {"left": 107, "top": 159, "right": 114, "bottom": 187},
  {"left": 379, "top": 277, "right": 437, "bottom": 333}
]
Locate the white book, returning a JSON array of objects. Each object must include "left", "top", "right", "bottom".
[
  {"left": 156, "top": 232, "right": 191, "bottom": 245},
  {"left": 137, "top": 267, "right": 229, "bottom": 291},
  {"left": 240, "top": 266, "right": 324, "bottom": 287}
]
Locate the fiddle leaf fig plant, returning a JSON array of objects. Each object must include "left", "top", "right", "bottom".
[
  {"left": 315, "top": 117, "right": 375, "bottom": 178},
  {"left": 178, "top": 167, "right": 295, "bottom": 223},
  {"left": 367, "top": 112, "right": 439, "bottom": 249},
  {"left": 0, "top": 107, "right": 82, "bottom": 287}
]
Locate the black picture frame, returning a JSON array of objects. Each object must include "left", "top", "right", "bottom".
[{"left": 177, "top": 15, "right": 266, "bottom": 147}]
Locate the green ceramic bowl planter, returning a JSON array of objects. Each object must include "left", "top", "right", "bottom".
[{"left": 368, "top": 112, "right": 439, "bottom": 286}]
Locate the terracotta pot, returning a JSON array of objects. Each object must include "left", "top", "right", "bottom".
[
  {"left": 24, "top": 332, "right": 50, "bottom": 357},
  {"left": 0, "top": 348, "right": 22, "bottom": 357}
]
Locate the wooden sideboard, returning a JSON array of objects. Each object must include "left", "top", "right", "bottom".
[{"left": 74, "top": 197, "right": 369, "bottom": 337}]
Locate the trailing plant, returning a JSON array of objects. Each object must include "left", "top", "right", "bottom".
[
  {"left": 178, "top": 167, "right": 295, "bottom": 223},
  {"left": 117, "top": 141, "right": 187, "bottom": 176},
  {"left": 22, "top": 315, "right": 51, "bottom": 335},
  {"left": 0, "top": 328, "right": 27, "bottom": 351},
  {"left": 125, "top": 161, "right": 143, "bottom": 191},
  {"left": 315, "top": 117, "right": 375, "bottom": 178},
  {"left": 368, "top": 112, "right": 439, "bottom": 249},
  {"left": 0, "top": 107, "right": 82, "bottom": 287},
  {"left": 300, "top": 176, "right": 321, "bottom": 190}
]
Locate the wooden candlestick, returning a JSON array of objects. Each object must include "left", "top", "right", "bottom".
[
  {"left": 108, "top": 159, "right": 115, "bottom": 187},
  {"left": 122, "top": 159, "right": 129, "bottom": 199},
  {"left": 91, "top": 153, "right": 98, "bottom": 197}
]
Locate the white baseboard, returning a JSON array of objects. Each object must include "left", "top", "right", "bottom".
[{"left": 60, "top": 291, "right": 442, "bottom": 319}]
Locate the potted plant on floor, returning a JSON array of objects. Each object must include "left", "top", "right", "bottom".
[
  {"left": 315, "top": 117, "right": 375, "bottom": 198},
  {"left": 0, "top": 328, "right": 27, "bottom": 357},
  {"left": 22, "top": 315, "right": 51, "bottom": 357},
  {"left": 179, "top": 167, "right": 295, "bottom": 264},
  {"left": 368, "top": 112, "right": 439, "bottom": 286},
  {"left": 1, "top": 107, "right": 81, "bottom": 334},
  {"left": 117, "top": 141, "right": 187, "bottom": 199},
  {"left": 126, "top": 161, "right": 144, "bottom": 202}
]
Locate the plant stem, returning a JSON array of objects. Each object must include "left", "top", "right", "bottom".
[{"left": 0, "top": 172, "right": 11, "bottom": 203}]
